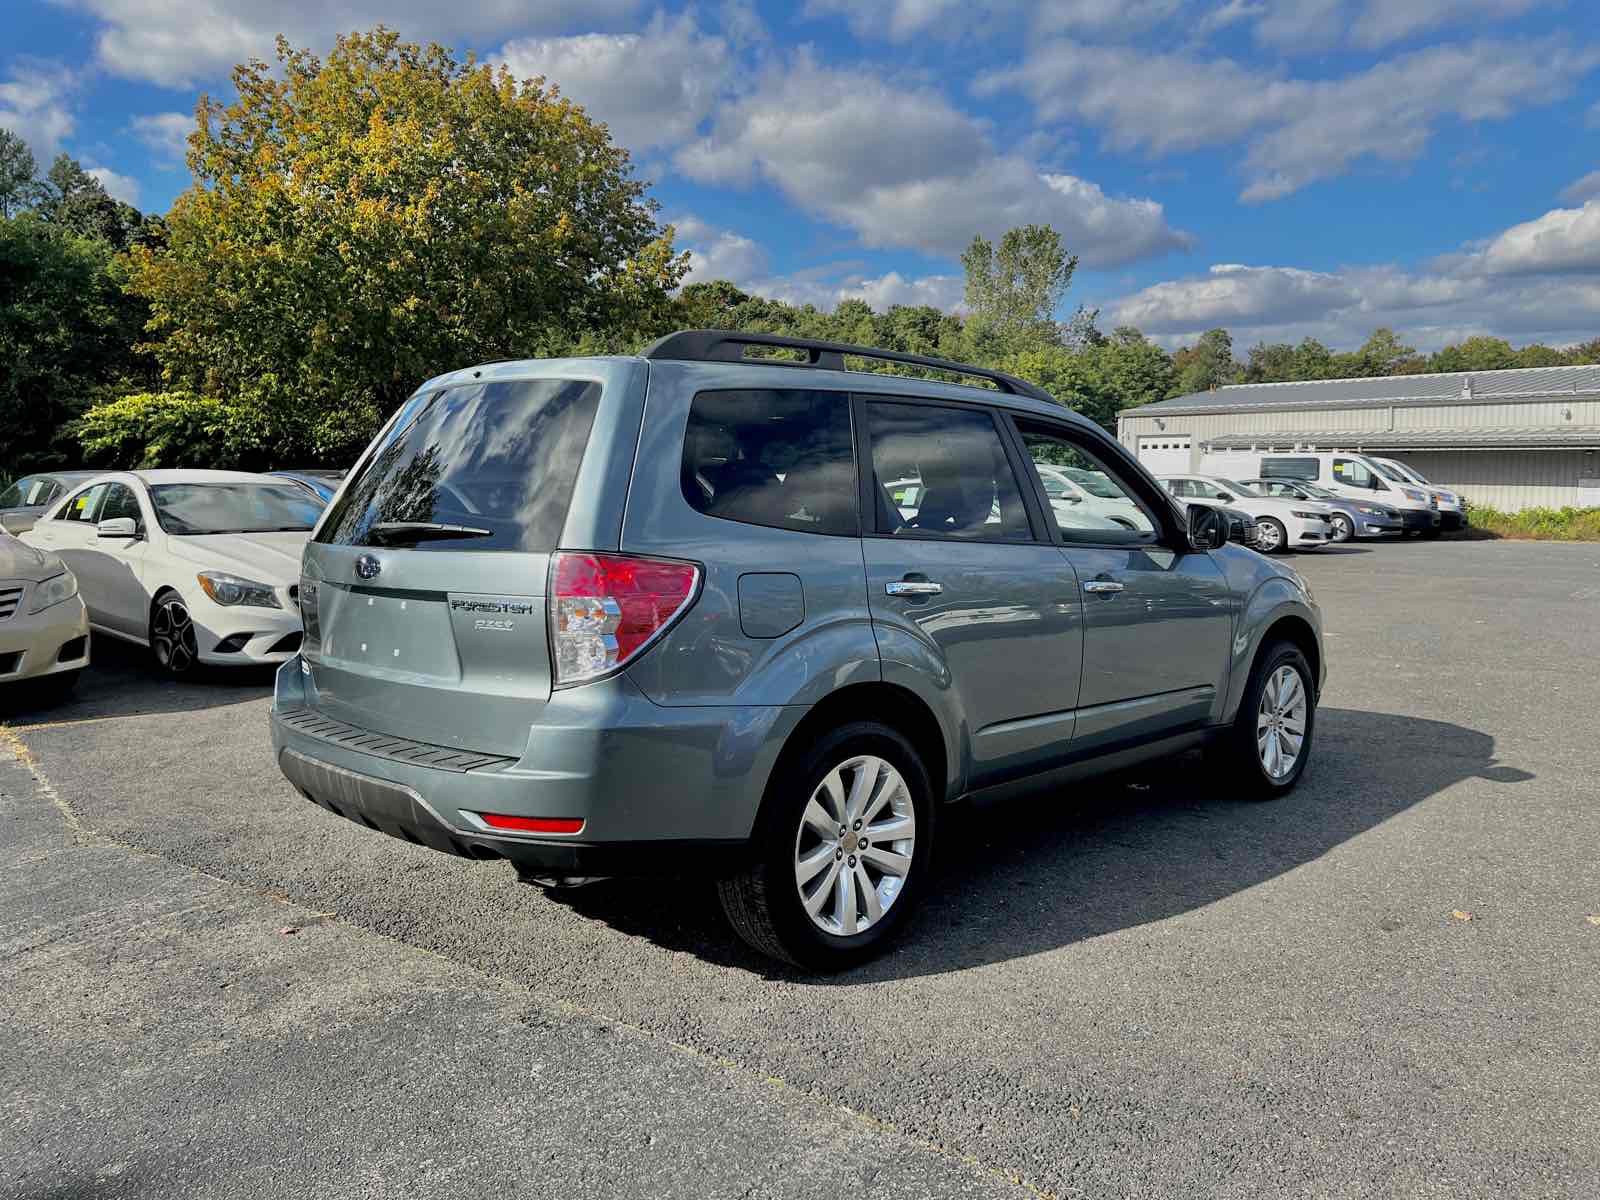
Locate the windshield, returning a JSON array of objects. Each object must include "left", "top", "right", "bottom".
[
  {"left": 1370, "top": 460, "right": 1409, "bottom": 482},
  {"left": 150, "top": 483, "right": 326, "bottom": 535},
  {"left": 0, "top": 476, "right": 57, "bottom": 508},
  {"left": 1062, "top": 467, "right": 1123, "bottom": 499},
  {"left": 1386, "top": 461, "right": 1427, "bottom": 484},
  {"left": 1295, "top": 482, "right": 1338, "bottom": 499},
  {"left": 1205, "top": 478, "right": 1250, "bottom": 499}
]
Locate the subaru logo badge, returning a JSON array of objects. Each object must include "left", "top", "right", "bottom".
[{"left": 354, "top": 554, "right": 381, "bottom": 581}]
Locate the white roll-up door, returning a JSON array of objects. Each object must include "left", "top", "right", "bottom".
[{"left": 1137, "top": 435, "right": 1193, "bottom": 475}]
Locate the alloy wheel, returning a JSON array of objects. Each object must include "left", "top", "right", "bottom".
[
  {"left": 152, "top": 597, "right": 198, "bottom": 674},
  {"left": 1256, "top": 664, "right": 1308, "bottom": 780},
  {"left": 1330, "top": 514, "right": 1353, "bottom": 542},
  {"left": 793, "top": 755, "right": 916, "bottom": 937},
  {"left": 1255, "top": 519, "right": 1284, "bottom": 553}
]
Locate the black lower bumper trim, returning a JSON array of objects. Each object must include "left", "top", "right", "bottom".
[{"left": 278, "top": 748, "right": 750, "bottom": 877}]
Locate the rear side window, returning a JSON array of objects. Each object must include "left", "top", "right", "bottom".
[
  {"left": 681, "top": 389, "right": 857, "bottom": 536},
  {"left": 317, "top": 379, "right": 602, "bottom": 553},
  {"left": 1260, "top": 457, "right": 1319, "bottom": 481},
  {"left": 0, "top": 476, "right": 58, "bottom": 508}
]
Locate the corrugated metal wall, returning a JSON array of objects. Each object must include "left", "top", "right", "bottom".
[{"left": 1116, "top": 407, "right": 1600, "bottom": 510}]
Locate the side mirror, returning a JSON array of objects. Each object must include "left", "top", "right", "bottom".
[
  {"left": 1187, "top": 504, "right": 1229, "bottom": 551},
  {"left": 97, "top": 517, "right": 140, "bottom": 539}
]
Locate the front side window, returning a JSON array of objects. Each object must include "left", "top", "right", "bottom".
[
  {"left": 865, "top": 402, "right": 1031, "bottom": 541},
  {"left": 317, "top": 378, "right": 601, "bottom": 552},
  {"left": 1018, "top": 423, "right": 1157, "bottom": 543},
  {"left": 99, "top": 483, "right": 144, "bottom": 526},
  {"left": 57, "top": 483, "right": 107, "bottom": 523},
  {"left": 681, "top": 389, "right": 857, "bottom": 537},
  {"left": 1260, "top": 457, "right": 1319, "bottom": 481},
  {"left": 151, "top": 483, "right": 324, "bottom": 535},
  {"left": 1332, "top": 458, "right": 1380, "bottom": 489}
]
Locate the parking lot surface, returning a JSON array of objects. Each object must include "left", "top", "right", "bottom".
[{"left": 5, "top": 539, "right": 1599, "bottom": 1198}]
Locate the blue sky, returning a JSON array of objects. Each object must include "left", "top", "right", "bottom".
[{"left": 5, "top": 0, "right": 1600, "bottom": 350}]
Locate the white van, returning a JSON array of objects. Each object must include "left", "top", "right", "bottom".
[
  {"left": 1199, "top": 449, "right": 1441, "bottom": 536},
  {"left": 1369, "top": 457, "right": 1465, "bottom": 531}
]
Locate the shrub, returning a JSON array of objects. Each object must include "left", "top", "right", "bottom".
[
  {"left": 1459, "top": 502, "right": 1600, "bottom": 542},
  {"left": 72, "top": 391, "right": 280, "bottom": 470}
]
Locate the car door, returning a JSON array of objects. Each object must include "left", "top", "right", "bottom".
[
  {"left": 27, "top": 483, "right": 109, "bottom": 616},
  {"left": 858, "top": 396, "right": 1083, "bottom": 787},
  {"left": 80, "top": 481, "right": 151, "bottom": 637},
  {"left": 1012, "top": 421, "right": 1234, "bottom": 751}
]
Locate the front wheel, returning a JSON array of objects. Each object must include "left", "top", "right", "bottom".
[
  {"left": 718, "top": 722, "right": 933, "bottom": 970},
  {"left": 1329, "top": 513, "right": 1354, "bottom": 543},
  {"left": 1254, "top": 517, "right": 1288, "bottom": 554},
  {"left": 1207, "top": 641, "right": 1316, "bottom": 799},
  {"left": 150, "top": 592, "right": 200, "bottom": 676}
]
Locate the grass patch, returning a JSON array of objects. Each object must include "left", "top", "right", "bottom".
[{"left": 1455, "top": 503, "right": 1600, "bottom": 541}]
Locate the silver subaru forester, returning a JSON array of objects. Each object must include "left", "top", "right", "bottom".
[{"left": 270, "top": 331, "right": 1324, "bottom": 969}]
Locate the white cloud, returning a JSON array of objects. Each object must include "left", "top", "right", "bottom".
[
  {"left": 1106, "top": 201, "right": 1600, "bottom": 350},
  {"left": 1560, "top": 171, "right": 1600, "bottom": 206},
  {"left": 1252, "top": 0, "right": 1557, "bottom": 51},
  {"left": 85, "top": 165, "right": 141, "bottom": 205},
  {"left": 58, "top": 0, "right": 644, "bottom": 88},
  {"left": 497, "top": 12, "right": 729, "bottom": 152},
  {"left": 803, "top": 0, "right": 1182, "bottom": 40},
  {"left": 0, "top": 63, "right": 77, "bottom": 160},
  {"left": 677, "top": 53, "right": 1192, "bottom": 266},
  {"left": 1480, "top": 202, "right": 1600, "bottom": 276},
  {"left": 129, "top": 111, "right": 192, "bottom": 163},
  {"left": 676, "top": 216, "right": 771, "bottom": 285},
  {"left": 983, "top": 37, "right": 1599, "bottom": 202}
]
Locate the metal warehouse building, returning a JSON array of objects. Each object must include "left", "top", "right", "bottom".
[{"left": 1117, "top": 364, "right": 1600, "bottom": 512}]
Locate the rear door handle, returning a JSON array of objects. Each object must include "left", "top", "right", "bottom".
[
  {"left": 1083, "top": 580, "right": 1125, "bottom": 594},
  {"left": 886, "top": 580, "right": 943, "bottom": 596}
]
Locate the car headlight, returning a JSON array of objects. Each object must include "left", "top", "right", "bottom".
[
  {"left": 197, "top": 571, "right": 282, "bottom": 608},
  {"left": 1402, "top": 488, "right": 1427, "bottom": 503},
  {"left": 27, "top": 569, "right": 79, "bottom": 614},
  {"left": 1290, "top": 509, "right": 1323, "bottom": 519},
  {"left": 1356, "top": 504, "right": 1382, "bottom": 515}
]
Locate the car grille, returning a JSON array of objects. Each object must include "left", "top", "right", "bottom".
[{"left": 0, "top": 583, "right": 23, "bottom": 622}]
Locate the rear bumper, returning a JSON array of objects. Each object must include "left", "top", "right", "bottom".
[{"left": 269, "top": 655, "right": 801, "bottom": 873}]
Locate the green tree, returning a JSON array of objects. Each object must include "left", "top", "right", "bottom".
[
  {"left": 0, "top": 130, "right": 45, "bottom": 218},
  {"left": 1351, "top": 327, "right": 1420, "bottom": 376},
  {"left": 35, "top": 155, "right": 147, "bottom": 250},
  {"left": 1565, "top": 336, "right": 1600, "bottom": 365},
  {"left": 961, "top": 225, "right": 1076, "bottom": 349},
  {"left": 1430, "top": 335, "right": 1517, "bottom": 373},
  {"left": 127, "top": 28, "right": 687, "bottom": 462},
  {"left": 1172, "top": 328, "right": 1239, "bottom": 395}
]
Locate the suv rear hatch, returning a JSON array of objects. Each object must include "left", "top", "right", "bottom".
[{"left": 299, "top": 364, "right": 638, "bottom": 759}]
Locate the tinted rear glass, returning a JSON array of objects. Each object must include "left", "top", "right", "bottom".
[
  {"left": 681, "top": 389, "right": 857, "bottom": 536},
  {"left": 1260, "top": 457, "right": 1319, "bottom": 481},
  {"left": 316, "top": 379, "right": 601, "bottom": 553}
]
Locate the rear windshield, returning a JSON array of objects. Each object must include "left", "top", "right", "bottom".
[
  {"left": 316, "top": 379, "right": 601, "bottom": 553},
  {"left": 151, "top": 483, "right": 326, "bottom": 535}
]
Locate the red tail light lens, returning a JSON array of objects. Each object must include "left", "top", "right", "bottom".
[
  {"left": 478, "top": 812, "right": 584, "bottom": 834},
  {"left": 550, "top": 552, "right": 700, "bottom": 686}
]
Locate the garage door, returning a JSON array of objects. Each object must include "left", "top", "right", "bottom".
[{"left": 1138, "top": 435, "right": 1192, "bottom": 475}]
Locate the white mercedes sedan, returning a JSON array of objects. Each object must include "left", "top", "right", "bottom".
[{"left": 21, "top": 470, "right": 324, "bottom": 675}]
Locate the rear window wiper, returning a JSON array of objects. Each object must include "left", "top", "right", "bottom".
[{"left": 368, "top": 521, "right": 493, "bottom": 544}]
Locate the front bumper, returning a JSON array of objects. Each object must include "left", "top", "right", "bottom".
[
  {"left": 1288, "top": 516, "right": 1331, "bottom": 547},
  {"left": 180, "top": 584, "right": 305, "bottom": 665},
  {"left": 1399, "top": 508, "right": 1442, "bottom": 532},
  {"left": 269, "top": 656, "right": 801, "bottom": 875},
  {"left": 1349, "top": 510, "right": 1403, "bottom": 535},
  {"left": 0, "top": 595, "right": 90, "bottom": 684},
  {"left": 1439, "top": 509, "right": 1465, "bottom": 531}
]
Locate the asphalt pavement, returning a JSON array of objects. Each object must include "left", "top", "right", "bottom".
[{"left": 4, "top": 538, "right": 1598, "bottom": 1198}]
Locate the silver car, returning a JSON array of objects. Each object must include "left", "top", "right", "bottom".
[{"left": 270, "top": 331, "right": 1325, "bottom": 969}]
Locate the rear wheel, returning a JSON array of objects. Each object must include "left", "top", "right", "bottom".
[
  {"left": 1328, "top": 513, "right": 1353, "bottom": 543},
  {"left": 718, "top": 721, "right": 933, "bottom": 970},
  {"left": 150, "top": 591, "right": 199, "bottom": 676},
  {"left": 1207, "top": 640, "right": 1315, "bottom": 799},
  {"left": 1254, "top": 517, "right": 1287, "bottom": 554}
]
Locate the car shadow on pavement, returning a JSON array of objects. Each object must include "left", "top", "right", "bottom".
[
  {"left": 553, "top": 707, "right": 1534, "bottom": 981},
  {"left": 0, "top": 635, "right": 277, "bottom": 727}
]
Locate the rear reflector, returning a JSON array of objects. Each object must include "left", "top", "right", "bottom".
[
  {"left": 477, "top": 812, "right": 585, "bottom": 835},
  {"left": 550, "top": 551, "right": 700, "bottom": 686}
]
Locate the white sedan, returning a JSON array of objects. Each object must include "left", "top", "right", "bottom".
[
  {"left": 22, "top": 470, "right": 324, "bottom": 675},
  {"left": 1158, "top": 474, "right": 1335, "bottom": 554}
]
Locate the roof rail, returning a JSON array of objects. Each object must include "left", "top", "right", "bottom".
[{"left": 640, "top": 329, "right": 1054, "bottom": 403}]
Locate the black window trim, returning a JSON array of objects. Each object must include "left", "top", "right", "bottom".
[
  {"left": 1004, "top": 414, "right": 1186, "bottom": 551},
  {"left": 680, "top": 385, "right": 864, "bottom": 540},
  {"left": 852, "top": 392, "right": 1049, "bottom": 546}
]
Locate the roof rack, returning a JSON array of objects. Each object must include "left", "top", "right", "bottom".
[{"left": 640, "top": 330, "right": 1054, "bottom": 403}]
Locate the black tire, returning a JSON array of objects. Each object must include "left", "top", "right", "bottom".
[
  {"left": 1207, "top": 640, "right": 1316, "bottom": 799},
  {"left": 149, "top": 590, "right": 200, "bottom": 676},
  {"left": 1255, "top": 516, "right": 1289, "bottom": 555},
  {"left": 717, "top": 721, "right": 935, "bottom": 971},
  {"left": 46, "top": 669, "right": 81, "bottom": 702},
  {"left": 1329, "top": 513, "right": 1354, "bottom": 543}
]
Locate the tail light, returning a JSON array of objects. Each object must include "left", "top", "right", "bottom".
[
  {"left": 298, "top": 577, "right": 320, "bottom": 644},
  {"left": 550, "top": 552, "right": 700, "bottom": 686}
]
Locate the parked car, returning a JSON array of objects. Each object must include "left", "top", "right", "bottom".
[
  {"left": 1158, "top": 474, "right": 1334, "bottom": 554},
  {"left": 1200, "top": 450, "right": 1441, "bottom": 536},
  {"left": 270, "top": 469, "right": 347, "bottom": 504},
  {"left": 0, "top": 529, "right": 90, "bottom": 702},
  {"left": 269, "top": 331, "right": 1324, "bottom": 969},
  {"left": 21, "top": 470, "right": 324, "bottom": 675},
  {"left": 1368, "top": 457, "right": 1465, "bottom": 531},
  {"left": 0, "top": 471, "right": 99, "bottom": 535},
  {"left": 1035, "top": 464, "right": 1148, "bottom": 529},
  {"left": 1236, "top": 477, "right": 1402, "bottom": 543}
]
